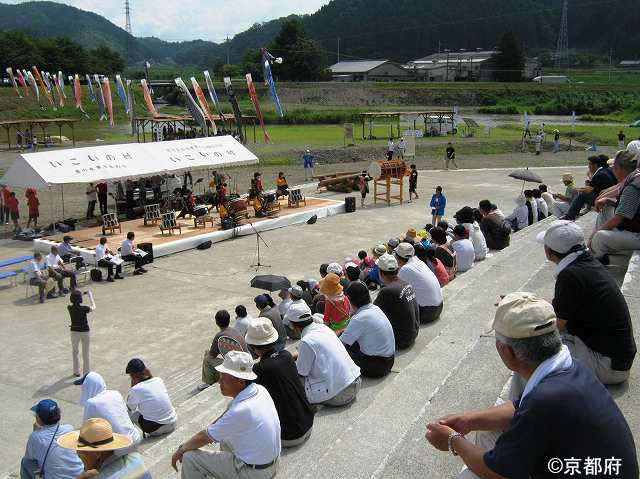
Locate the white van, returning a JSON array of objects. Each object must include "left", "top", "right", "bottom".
[{"left": 532, "top": 75, "right": 570, "bottom": 84}]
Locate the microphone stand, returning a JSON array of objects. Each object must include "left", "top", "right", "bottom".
[{"left": 249, "top": 221, "right": 270, "bottom": 269}]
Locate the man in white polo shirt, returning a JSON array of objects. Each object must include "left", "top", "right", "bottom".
[
  {"left": 27, "top": 252, "right": 54, "bottom": 303},
  {"left": 289, "top": 310, "right": 362, "bottom": 407},
  {"left": 394, "top": 242, "right": 444, "bottom": 324},
  {"left": 46, "top": 245, "right": 77, "bottom": 294},
  {"left": 341, "top": 281, "right": 395, "bottom": 378},
  {"left": 171, "top": 351, "right": 280, "bottom": 479}
]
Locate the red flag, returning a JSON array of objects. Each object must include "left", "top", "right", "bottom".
[
  {"left": 32, "top": 66, "right": 55, "bottom": 108},
  {"left": 141, "top": 79, "right": 159, "bottom": 117},
  {"left": 245, "top": 73, "right": 270, "bottom": 143},
  {"left": 191, "top": 77, "right": 217, "bottom": 135}
]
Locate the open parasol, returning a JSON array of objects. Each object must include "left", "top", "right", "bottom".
[
  {"left": 250, "top": 274, "right": 291, "bottom": 292},
  {"left": 509, "top": 168, "right": 543, "bottom": 191}
]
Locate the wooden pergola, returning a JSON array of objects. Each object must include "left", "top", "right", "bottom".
[
  {"left": 359, "top": 111, "right": 455, "bottom": 140},
  {"left": 135, "top": 114, "right": 258, "bottom": 144},
  {"left": 0, "top": 118, "right": 79, "bottom": 150}
]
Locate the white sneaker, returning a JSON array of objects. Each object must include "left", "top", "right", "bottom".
[{"left": 197, "top": 383, "right": 210, "bottom": 391}]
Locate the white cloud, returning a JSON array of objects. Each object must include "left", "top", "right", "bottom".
[{"left": 4, "top": 0, "right": 331, "bottom": 42}]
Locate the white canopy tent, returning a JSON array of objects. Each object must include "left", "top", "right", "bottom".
[{"left": 0, "top": 136, "right": 258, "bottom": 188}]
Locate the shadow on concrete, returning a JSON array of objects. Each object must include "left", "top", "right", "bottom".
[
  {"left": 32, "top": 375, "right": 78, "bottom": 398},
  {"left": 607, "top": 381, "right": 629, "bottom": 399}
]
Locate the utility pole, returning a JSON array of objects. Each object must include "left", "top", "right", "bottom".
[
  {"left": 124, "top": 0, "right": 132, "bottom": 35},
  {"left": 608, "top": 48, "right": 613, "bottom": 84},
  {"left": 337, "top": 37, "right": 341, "bottom": 63},
  {"left": 554, "top": 0, "right": 569, "bottom": 67},
  {"left": 226, "top": 35, "right": 230, "bottom": 65}
]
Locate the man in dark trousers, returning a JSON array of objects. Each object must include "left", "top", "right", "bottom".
[
  {"left": 245, "top": 318, "right": 314, "bottom": 448},
  {"left": 445, "top": 142, "right": 458, "bottom": 170},
  {"left": 537, "top": 220, "right": 636, "bottom": 385},
  {"left": 96, "top": 182, "right": 109, "bottom": 215}
]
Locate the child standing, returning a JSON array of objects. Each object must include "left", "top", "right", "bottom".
[
  {"left": 6, "top": 191, "right": 19, "bottom": 231},
  {"left": 409, "top": 164, "right": 419, "bottom": 201},
  {"left": 26, "top": 188, "right": 39, "bottom": 229},
  {"left": 430, "top": 186, "right": 446, "bottom": 226},
  {"left": 358, "top": 171, "right": 372, "bottom": 208}
]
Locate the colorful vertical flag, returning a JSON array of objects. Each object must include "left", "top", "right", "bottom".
[
  {"left": 262, "top": 48, "right": 285, "bottom": 118},
  {"left": 32, "top": 66, "right": 55, "bottom": 108},
  {"left": 140, "top": 79, "right": 159, "bottom": 117},
  {"left": 5, "top": 68, "right": 22, "bottom": 98},
  {"left": 16, "top": 69, "right": 29, "bottom": 96},
  {"left": 52, "top": 73, "right": 65, "bottom": 108},
  {"left": 115, "top": 75, "right": 129, "bottom": 114},
  {"left": 174, "top": 77, "right": 207, "bottom": 131},
  {"left": 74, "top": 74, "right": 89, "bottom": 118},
  {"left": 203, "top": 70, "right": 226, "bottom": 126},
  {"left": 57, "top": 71, "right": 67, "bottom": 98},
  {"left": 26, "top": 71, "right": 40, "bottom": 104},
  {"left": 191, "top": 77, "right": 217, "bottom": 135},
  {"left": 94, "top": 74, "right": 107, "bottom": 121},
  {"left": 86, "top": 74, "right": 97, "bottom": 103},
  {"left": 103, "top": 77, "right": 115, "bottom": 126},
  {"left": 245, "top": 73, "right": 270, "bottom": 143},
  {"left": 223, "top": 76, "right": 245, "bottom": 143}
]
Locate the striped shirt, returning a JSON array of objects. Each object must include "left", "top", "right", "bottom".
[{"left": 616, "top": 181, "right": 640, "bottom": 220}]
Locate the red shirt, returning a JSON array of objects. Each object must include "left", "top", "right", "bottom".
[
  {"left": 96, "top": 183, "right": 108, "bottom": 194},
  {"left": 323, "top": 296, "right": 351, "bottom": 329},
  {"left": 6, "top": 196, "right": 19, "bottom": 213},
  {"left": 27, "top": 195, "right": 39, "bottom": 215},
  {"left": 1, "top": 187, "right": 11, "bottom": 204},
  {"left": 430, "top": 258, "right": 449, "bottom": 287}
]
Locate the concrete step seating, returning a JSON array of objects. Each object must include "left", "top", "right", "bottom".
[{"left": 142, "top": 217, "right": 602, "bottom": 478}]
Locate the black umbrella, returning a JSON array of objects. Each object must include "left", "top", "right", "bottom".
[
  {"left": 509, "top": 168, "right": 543, "bottom": 191},
  {"left": 250, "top": 274, "right": 291, "bottom": 292}
]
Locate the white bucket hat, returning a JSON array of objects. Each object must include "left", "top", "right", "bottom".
[
  {"left": 214, "top": 351, "right": 257, "bottom": 381},
  {"left": 244, "top": 317, "right": 279, "bottom": 347}
]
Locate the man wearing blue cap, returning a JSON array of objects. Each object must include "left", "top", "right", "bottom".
[{"left": 21, "top": 399, "right": 84, "bottom": 479}]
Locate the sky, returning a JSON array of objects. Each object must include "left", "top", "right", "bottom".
[{"left": 4, "top": 0, "right": 331, "bottom": 42}]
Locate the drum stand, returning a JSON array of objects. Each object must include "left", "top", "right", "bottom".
[{"left": 249, "top": 222, "right": 270, "bottom": 269}]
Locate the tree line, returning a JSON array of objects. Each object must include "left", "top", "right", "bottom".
[{"left": 0, "top": 31, "right": 125, "bottom": 75}]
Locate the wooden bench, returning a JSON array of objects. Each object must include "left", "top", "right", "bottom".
[
  {"left": 288, "top": 189, "right": 307, "bottom": 208},
  {"left": 143, "top": 204, "right": 162, "bottom": 226},
  {"left": 102, "top": 213, "right": 122, "bottom": 235},
  {"left": 160, "top": 212, "right": 182, "bottom": 235}
]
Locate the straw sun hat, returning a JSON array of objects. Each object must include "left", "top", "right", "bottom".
[{"left": 57, "top": 418, "right": 132, "bottom": 452}]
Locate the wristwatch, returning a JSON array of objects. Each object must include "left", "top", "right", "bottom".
[{"left": 448, "top": 432, "right": 464, "bottom": 456}]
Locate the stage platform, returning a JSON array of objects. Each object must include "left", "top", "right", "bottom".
[{"left": 34, "top": 197, "right": 344, "bottom": 262}]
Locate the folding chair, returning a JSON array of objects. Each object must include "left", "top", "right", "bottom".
[
  {"left": 102, "top": 213, "right": 122, "bottom": 235},
  {"left": 143, "top": 204, "right": 162, "bottom": 226},
  {"left": 159, "top": 212, "right": 182, "bottom": 235},
  {"left": 288, "top": 188, "right": 307, "bottom": 208}
]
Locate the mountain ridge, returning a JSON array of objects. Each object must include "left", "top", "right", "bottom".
[{"left": 0, "top": 0, "right": 637, "bottom": 67}]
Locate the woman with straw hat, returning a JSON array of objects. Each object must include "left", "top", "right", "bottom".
[
  {"left": 319, "top": 273, "right": 351, "bottom": 332},
  {"left": 57, "top": 418, "right": 149, "bottom": 478}
]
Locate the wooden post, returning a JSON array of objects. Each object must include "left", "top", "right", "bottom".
[
  {"left": 72, "top": 123, "right": 76, "bottom": 147},
  {"left": 374, "top": 179, "right": 378, "bottom": 204}
]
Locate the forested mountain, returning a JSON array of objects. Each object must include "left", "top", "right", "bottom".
[{"left": 0, "top": 0, "right": 637, "bottom": 68}]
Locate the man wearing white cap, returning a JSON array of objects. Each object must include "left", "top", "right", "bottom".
[
  {"left": 394, "top": 242, "right": 444, "bottom": 324},
  {"left": 282, "top": 286, "right": 312, "bottom": 339},
  {"left": 425, "top": 292, "right": 638, "bottom": 479},
  {"left": 289, "top": 309, "right": 362, "bottom": 407},
  {"left": 303, "top": 149, "right": 315, "bottom": 181},
  {"left": 173, "top": 351, "right": 280, "bottom": 478},
  {"left": 537, "top": 220, "right": 635, "bottom": 385},
  {"left": 245, "top": 318, "right": 315, "bottom": 447}
]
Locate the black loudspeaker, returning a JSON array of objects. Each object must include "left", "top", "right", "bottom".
[
  {"left": 138, "top": 242, "right": 154, "bottom": 264},
  {"left": 345, "top": 196, "right": 356, "bottom": 213},
  {"left": 90, "top": 269, "right": 103, "bottom": 282},
  {"left": 197, "top": 240, "right": 212, "bottom": 250},
  {"left": 306, "top": 214, "right": 318, "bottom": 225}
]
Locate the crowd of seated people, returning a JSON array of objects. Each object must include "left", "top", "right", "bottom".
[{"left": 20, "top": 144, "right": 640, "bottom": 478}]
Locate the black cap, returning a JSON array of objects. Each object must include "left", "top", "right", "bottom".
[
  {"left": 125, "top": 358, "right": 146, "bottom": 374},
  {"left": 63, "top": 235, "right": 73, "bottom": 242}
]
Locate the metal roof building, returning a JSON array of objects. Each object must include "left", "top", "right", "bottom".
[{"left": 329, "top": 60, "right": 410, "bottom": 81}]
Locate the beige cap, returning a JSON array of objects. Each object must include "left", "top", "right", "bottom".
[
  {"left": 244, "top": 317, "right": 279, "bottom": 346},
  {"left": 394, "top": 242, "right": 415, "bottom": 260},
  {"left": 492, "top": 292, "right": 557, "bottom": 339},
  {"left": 214, "top": 351, "right": 257, "bottom": 380},
  {"left": 561, "top": 173, "right": 574, "bottom": 182},
  {"left": 377, "top": 253, "right": 399, "bottom": 272}
]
